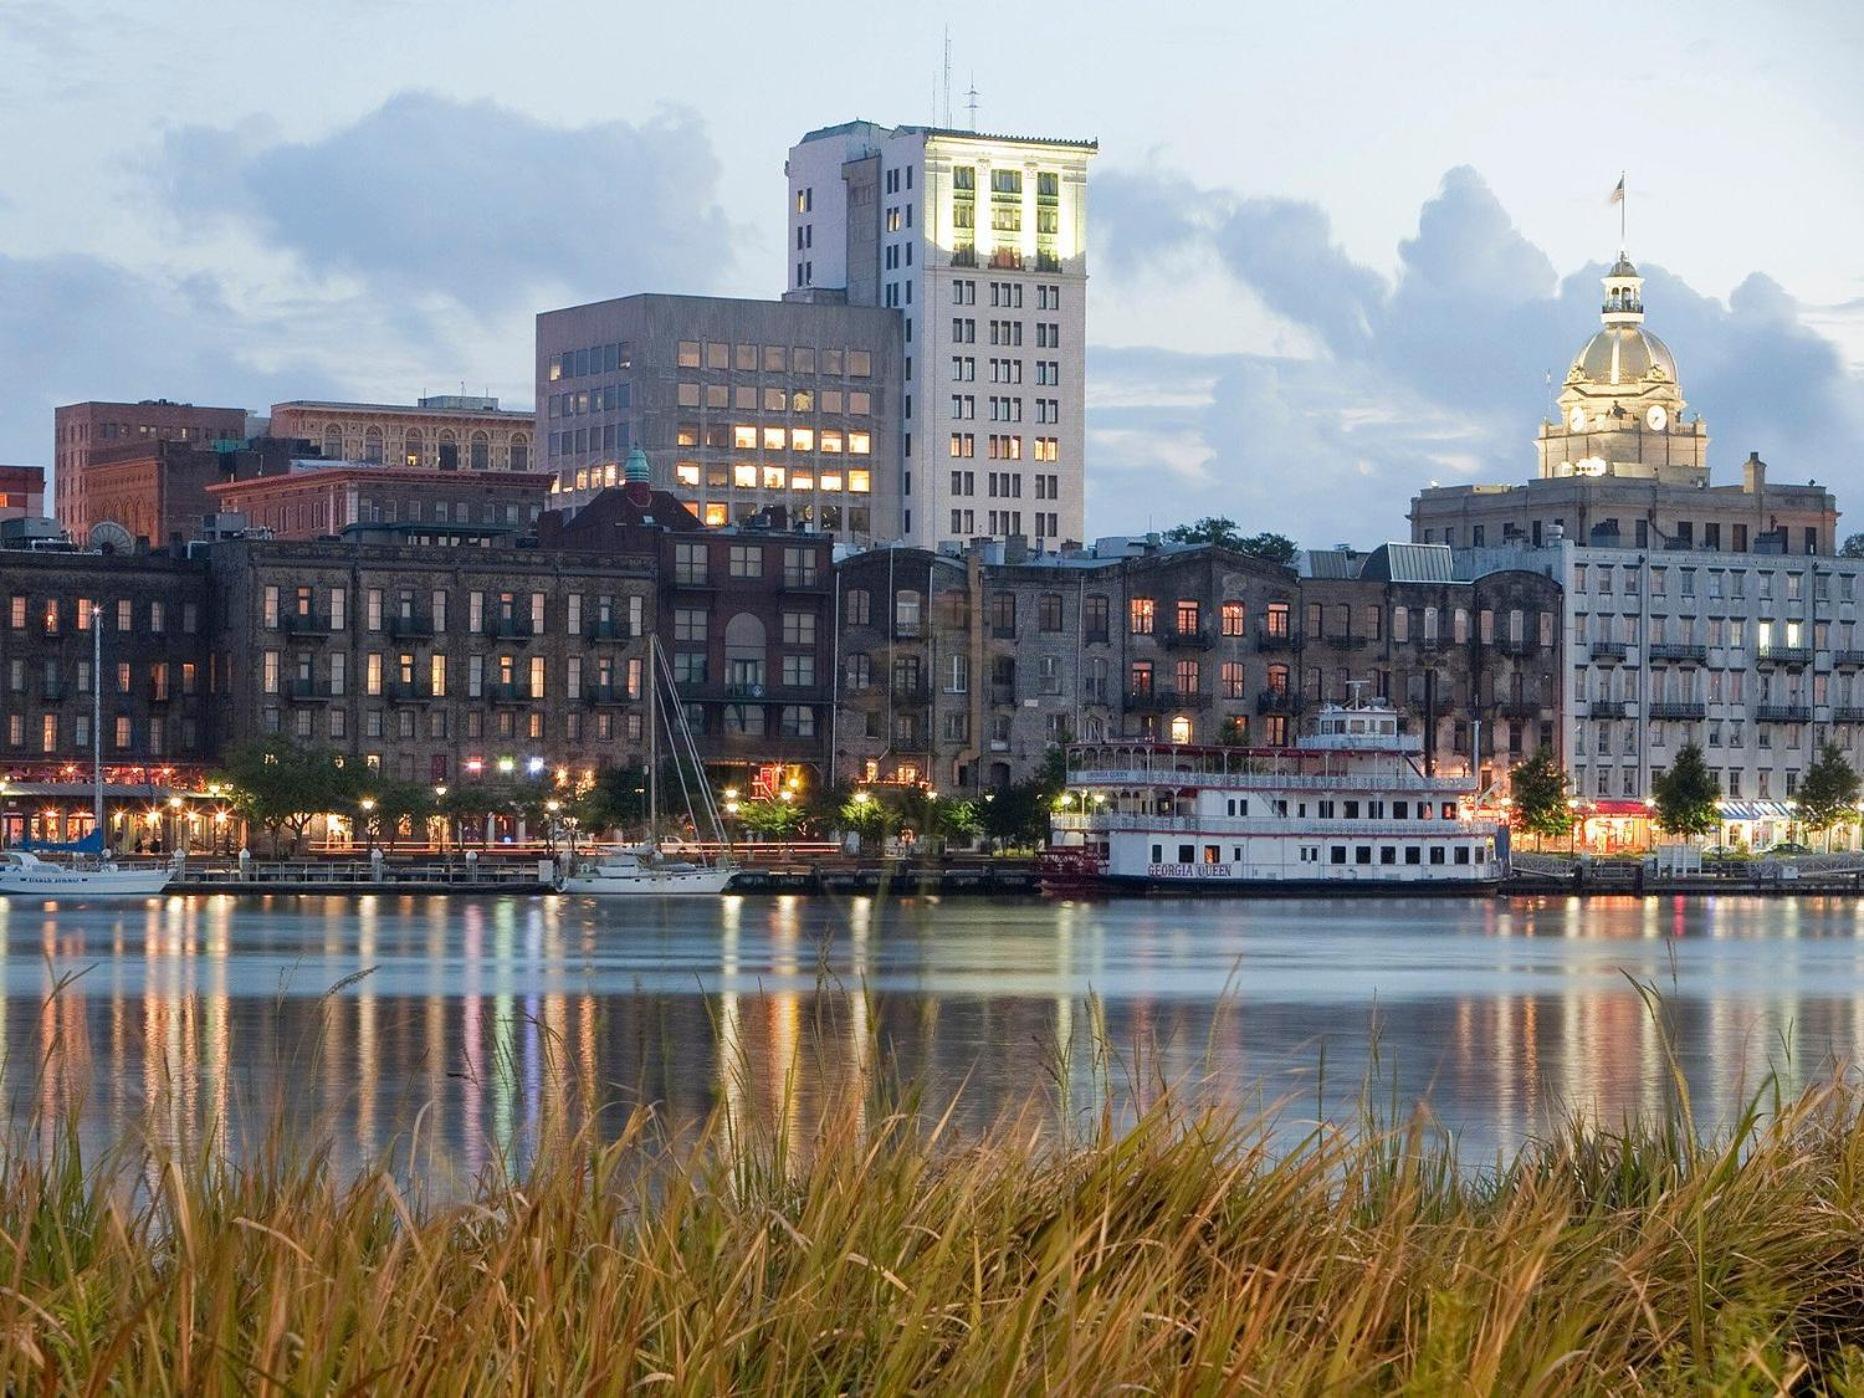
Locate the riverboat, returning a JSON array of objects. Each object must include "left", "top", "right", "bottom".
[
  {"left": 0, "top": 849, "right": 174, "bottom": 897},
  {"left": 1047, "top": 697, "right": 1506, "bottom": 891}
]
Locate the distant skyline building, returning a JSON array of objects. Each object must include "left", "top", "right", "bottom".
[
  {"left": 535, "top": 293, "right": 900, "bottom": 543},
  {"left": 267, "top": 397, "right": 534, "bottom": 473},
  {"left": 784, "top": 121, "right": 1096, "bottom": 551}
]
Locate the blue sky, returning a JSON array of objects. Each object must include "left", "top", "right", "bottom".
[{"left": 3, "top": 0, "right": 1861, "bottom": 542}]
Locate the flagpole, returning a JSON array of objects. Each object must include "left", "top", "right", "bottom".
[{"left": 1619, "top": 171, "right": 1626, "bottom": 252}]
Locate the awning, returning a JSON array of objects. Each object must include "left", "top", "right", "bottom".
[
  {"left": 1586, "top": 799, "right": 1651, "bottom": 817},
  {"left": 1718, "top": 801, "right": 1796, "bottom": 821}
]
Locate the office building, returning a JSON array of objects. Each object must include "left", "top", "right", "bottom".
[
  {"left": 267, "top": 396, "right": 535, "bottom": 473},
  {"left": 785, "top": 121, "right": 1096, "bottom": 550},
  {"left": 536, "top": 293, "right": 900, "bottom": 544}
]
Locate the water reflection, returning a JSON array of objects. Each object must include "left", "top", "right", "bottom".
[{"left": 6, "top": 892, "right": 1864, "bottom": 1175}]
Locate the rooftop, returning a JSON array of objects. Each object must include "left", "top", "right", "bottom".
[
  {"left": 795, "top": 119, "right": 1097, "bottom": 152},
  {"left": 270, "top": 399, "right": 534, "bottom": 421}
]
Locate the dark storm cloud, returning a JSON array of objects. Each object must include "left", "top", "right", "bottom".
[
  {"left": 1089, "top": 166, "right": 1864, "bottom": 543},
  {"left": 157, "top": 92, "right": 740, "bottom": 311}
]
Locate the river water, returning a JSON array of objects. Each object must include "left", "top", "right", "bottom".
[{"left": 3, "top": 892, "right": 1862, "bottom": 1177}]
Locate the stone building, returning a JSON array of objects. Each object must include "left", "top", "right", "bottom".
[
  {"left": 0, "top": 539, "right": 215, "bottom": 847},
  {"left": 536, "top": 293, "right": 900, "bottom": 545},
  {"left": 267, "top": 397, "right": 534, "bottom": 475}
]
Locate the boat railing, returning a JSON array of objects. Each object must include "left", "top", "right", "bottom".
[
  {"left": 1052, "top": 813, "right": 1490, "bottom": 837},
  {"left": 1068, "top": 768, "right": 1473, "bottom": 793}
]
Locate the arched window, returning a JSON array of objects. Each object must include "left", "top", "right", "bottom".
[
  {"left": 508, "top": 433, "right": 529, "bottom": 471},
  {"left": 322, "top": 426, "right": 343, "bottom": 460},
  {"left": 724, "top": 612, "right": 767, "bottom": 692},
  {"left": 438, "top": 429, "right": 458, "bottom": 471},
  {"left": 403, "top": 429, "right": 423, "bottom": 468},
  {"left": 469, "top": 431, "right": 490, "bottom": 471},
  {"left": 363, "top": 426, "right": 384, "bottom": 465}
]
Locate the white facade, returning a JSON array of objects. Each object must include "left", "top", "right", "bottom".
[{"left": 785, "top": 122, "right": 1095, "bottom": 552}]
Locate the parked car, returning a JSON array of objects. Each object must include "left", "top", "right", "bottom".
[{"left": 1759, "top": 841, "right": 1812, "bottom": 857}]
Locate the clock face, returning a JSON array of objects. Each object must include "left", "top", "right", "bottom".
[
  {"left": 1646, "top": 405, "right": 1668, "bottom": 431},
  {"left": 1569, "top": 406, "right": 1587, "bottom": 432}
]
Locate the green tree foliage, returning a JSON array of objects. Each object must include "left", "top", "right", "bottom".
[
  {"left": 1651, "top": 743, "right": 1722, "bottom": 838},
  {"left": 213, "top": 739, "right": 356, "bottom": 855},
  {"left": 350, "top": 778, "right": 437, "bottom": 847},
  {"left": 738, "top": 798, "right": 805, "bottom": 840},
  {"left": 838, "top": 793, "right": 898, "bottom": 852},
  {"left": 1795, "top": 741, "right": 1861, "bottom": 841},
  {"left": 1507, "top": 749, "right": 1574, "bottom": 841},
  {"left": 1163, "top": 518, "right": 1301, "bottom": 567},
  {"left": 573, "top": 766, "right": 649, "bottom": 836},
  {"left": 1841, "top": 533, "right": 1864, "bottom": 559}
]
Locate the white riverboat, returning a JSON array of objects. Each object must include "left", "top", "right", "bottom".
[
  {"left": 1047, "top": 698, "right": 1506, "bottom": 891},
  {"left": 0, "top": 849, "right": 174, "bottom": 897},
  {"left": 558, "top": 847, "right": 735, "bottom": 896}
]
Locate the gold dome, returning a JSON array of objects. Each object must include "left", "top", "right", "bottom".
[{"left": 1569, "top": 325, "right": 1676, "bottom": 387}]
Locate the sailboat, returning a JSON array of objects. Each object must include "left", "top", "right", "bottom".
[
  {"left": 0, "top": 597, "right": 176, "bottom": 897},
  {"left": 556, "top": 635, "right": 736, "bottom": 896}
]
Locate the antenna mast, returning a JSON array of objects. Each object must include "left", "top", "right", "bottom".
[
  {"left": 942, "top": 26, "right": 951, "bottom": 125},
  {"left": 965, "top": 74, "right": 979, "bottom": 130}
]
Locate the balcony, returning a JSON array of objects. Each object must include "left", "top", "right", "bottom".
[
  {"left": 388, "top": 612, "right": 435, "bottom": 639},
  {"left": 1319, "top": 634, "right": 1369, "bottom": 651},
  {"left": 1161, "top": 626, "right": 1213, "bottom": 651},
  {"left": 487, "top": 682, "right": 533, "bottom": 703},
  {"left": 288, "top": 678, "right": 334, "bottom": 702},
  {"left": 886, "top": 679, "right": 930, "bottom": 703},
  {"left": 1833, "top": 650, "right": 1864, "bottom": 669},
  {"left": 585, "top": 618, "right": 630, "bottom": 641},
  {"left": 387, "top": 681, "right": 432, "bottom": 703},
  {"left": 1590, "top": 640, "right": 1629, "bottom": 664},
  {"left": 670, "top": 571, "right": 713, "bottom": 590},
  {"left": 1494, "top": 637, "right": 1537, "bottom": 657},
  {"left": 893, "top": 622, "right": 924, "bottom": 640},
  {"left": 950, "top": 246, "right": 978, "bottom": 268},
  {"left": 582, "top": 684, "right": 636, "bottom": 707},
  {"left": 280, "top": 611, "right": 332, "bottom": 636},
  {"left": 1648, "top": 642, "right": 1708, "bottom": 663},
  {"left": 988, "top": 624, "right": 1017, "bottom": 641},
  {"left": 1649, "top": 701, "right": 1708, "bottom": 720},
  {"left": 1127, "top": 687, "right": 1209, "bottom": 712},
  {"left": 1588, "top": 700, "right": 1630, "bottom": 719},
  {"left": 988, "top": 247, "right": 1024, "bottom": 270},
  {"left": 704, "top": 733, "right": 826, "bottom": 763},
  {"left": 487, "top": 617, "right": 534, "bottom": 641},
  {"left": 1255, "top": 690, "right": 1302, "bottom": 716},
  {"left": 1254, "top": 626, "right": 1299, "bottom": 653},
  {"left": 1496, "top": 699, "right": 1544, "bottom": 719},
  {"left": 1033, "top": 250, "right": 1062, "bottom": 273},
  {"left": 39, "top": 681, "right": 66, "bottom": 702},
  {"left": 1832, "top": 706, "right": 1864, "bottom": 723},
  {"left": 1755, "top": 703, "right": 1811, "bottom": 723},
  {"left": 1757, "top": 645, "right": 1811, "bottom": 667}
]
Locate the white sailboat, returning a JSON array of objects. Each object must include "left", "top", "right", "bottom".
[
  {"left": 0, "top": 595, "right": 176, "bottom": 897},
  {"left": 557, "top": 635, "right": 736, "bottom": 896}
]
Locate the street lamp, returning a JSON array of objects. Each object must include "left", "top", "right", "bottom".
[{"left": 359, "top": 796, "right": 377, "bottom": 853}]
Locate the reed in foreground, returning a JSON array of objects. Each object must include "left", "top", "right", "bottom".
[{"left": 5, "top": 1067, "right": 1864, "bottom": 1395}]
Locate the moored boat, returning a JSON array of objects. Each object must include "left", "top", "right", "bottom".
[
  {"left": 1048, "top": 697, "right": 1506, "bottom": 891},
  {"left": 0, "top": 849, "right": 174, "bottom": 897}
]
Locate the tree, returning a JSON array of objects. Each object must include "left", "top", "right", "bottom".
[
  {"left": 1841, "top": 533, "right": 1864, "bottom": 559},
  {"left": 839, "top": 792, "right": 898, "bottom": 852},
  {"left": 738, "top": 797, "right": 805, "bottom": 841},
  {"left": 213, "top": 738, "right": 354, "bottom": 855},
  {"left": 1508, "top": 749, "right": 1574, "bottom": 842},
  {"left": 349, "top": 778, "right": 436, "bottom": 849},
  {"left": 1234, "top": 532, "right": 1300, "bottom": 566},
  {"left": 1796, "top": 741, "right": 1861, "bottom": 846},
  {"left": 1216, "top": 716, "right": 1249, "bottom": 747},
  {"left": 1651, "top": 743, "right": 1722, "bottom": 838},
  {"left": 1165, "top": 516, "right": 1243, "bottom": 548},
  {"left": 573, "top": 765, "right": 649, "bottom": 837}
]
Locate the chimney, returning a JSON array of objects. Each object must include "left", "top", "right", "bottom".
[{"left": 1743, "top": 451, "right": 1766, "bottom": 494}]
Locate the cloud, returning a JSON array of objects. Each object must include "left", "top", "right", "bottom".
[
  {"left": 156, "top": 92, "right": 740, "bottom": 314},
  {"left": 1088, "top": 165, "right": 1864, "bottom": 542},
  {"left": 0, "top": 253, "right": 339, "bottom": 474}
]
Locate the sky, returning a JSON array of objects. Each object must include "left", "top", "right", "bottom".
[{"left": 3, "top": 0, "right": 1863, "bottom": 544}]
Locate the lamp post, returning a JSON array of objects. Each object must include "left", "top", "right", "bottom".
[{"left": 358, "top": 795, "right": 376, "bottom": 854}]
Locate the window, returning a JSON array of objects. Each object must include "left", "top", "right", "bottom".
[
  {"left": 675, "top": 543, "right": 708, "bottom": 585},
  {"left": 729, "top": 545, "right": 763, "bottom": 579},
  {"left": 1038, "top": 593, "right": 1063, "bottom": 632},
  {"left": 1129, "top": 598, "right": 1156, "bottom": 635},
  {"left": 1221, "top": 602, "right": 1245, "bottom": 637},
  {"left": 1085, "top": 595, "right": 1109, "bottom": 642}
]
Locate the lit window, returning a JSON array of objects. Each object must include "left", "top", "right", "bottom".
[
  {"left": 791, "top": 427, "right": 815, "bottom": 452},
  {"left": 734, "top": 425, "right": 757, "bottom": 449},
  {"left": 675, "top": 462, "right": 701, "bottom": 486},
  {"left": 820, "top": 430, "right": 844, "bottom": 454},
  {"left": 703, "top": 503, "right": 728, "bottom": 526},
  {"left": 1169, "top": 716, "right": 1193, "bottom": 744},
  {"left": 762, "top": 465, "right": 787, "bottom": 489},
  {"left": 733, "top": 463, "right": 758, "bottom": 489},
  {"left": 848, "top": 431, "right": 872, "bottom": 455},
  {"left": 791, "top": 470, "right": 815, "bottom": 491},
  {"left": 847, "top": 469, "right": 871, "bottom": 494},
  {"left": 820, "top": 472, "right": 844, "bottom": 492},
  {"left": 575, "top": 469, "right": 589, "bottom": 490},
  {"left": 603, "top": 463, "right": 618, "bottom": 486},
  {"left": 762, "top": 426, "right": 785, "bottom": 451}
]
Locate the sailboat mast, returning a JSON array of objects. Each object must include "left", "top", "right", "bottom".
[
  {"left": 647, "top": 633, "right": 658, "bottom": 849},
  {"left": 92, "top": 599, "right": 102, "bottom": 836}
]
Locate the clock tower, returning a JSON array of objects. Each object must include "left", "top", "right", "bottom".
[{"left": 1535, "top": 255, "right": 1708, "bottom": 484}]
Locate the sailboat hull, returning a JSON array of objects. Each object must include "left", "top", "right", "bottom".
[
  {"left": 557, "top": 866, "right": 735, "bottom": 896},
  {"left": 0, "top": 862, "right": 173, "bottom": 897}
]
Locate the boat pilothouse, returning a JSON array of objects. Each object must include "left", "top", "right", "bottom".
[{"left": 1048, "top": 696, "right": 1507, "bottom": 890}]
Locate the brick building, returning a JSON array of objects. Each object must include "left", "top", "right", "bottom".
[
  {"left": 54, "top": 400, "right": 247, "bottom": 542},
  {"left": 207, "top": 462, "right": 555, "bottom": 540},
  {"left": 0, "top": 467, "right": 47, "bottom": 522},
  {"left": 0, "top": 541, "right": 215, "bottom": 848}
]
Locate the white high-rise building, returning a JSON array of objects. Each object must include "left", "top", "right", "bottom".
[{"left": 784, "top": 121, "right": 1096, "bottom": 551}]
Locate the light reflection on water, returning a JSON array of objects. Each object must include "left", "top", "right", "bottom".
[{"left": 4, "top": 892, "right": 1864, "bottom": 1177}]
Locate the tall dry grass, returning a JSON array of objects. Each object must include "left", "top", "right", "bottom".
[{"left": 4, "top": 988, "right": 1864, "bottom": 1393}]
